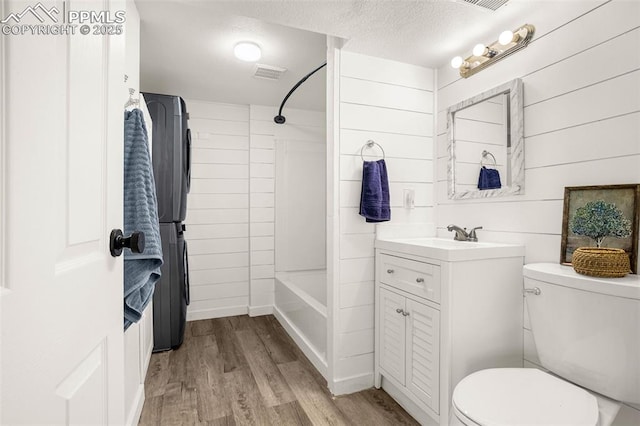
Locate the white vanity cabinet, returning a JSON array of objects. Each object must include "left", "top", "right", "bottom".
[
  {"left": 379, "top": 286, "right": 440, "bottom": 412},
  {"left": 374, "top": 238, "right": 525, "bottom": 425}
]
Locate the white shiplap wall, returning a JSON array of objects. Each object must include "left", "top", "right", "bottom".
[
  {"left": 248, "top": 105, "right": 277, "bottom": 316},
  {"left": 184, "top": 100, "right": 325, "bottom": 320},
  {"left": 436, "top": 0, "right": 640, "bottom": 421},
  {"left": 185, "top": 100, "right": 250, "bottom": 320},
  {"left": 333, "top": 51, "right": 435, "bottom": 393}
]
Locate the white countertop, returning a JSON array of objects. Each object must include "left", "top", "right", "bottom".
[{"left": 375, "top": 237, "right": 525, "bottom": 262}]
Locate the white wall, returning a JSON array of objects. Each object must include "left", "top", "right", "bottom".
[
  {"left": 436, "top": 0, "right": 640, "bottom": 421},
  {"left": 330, "top": 51, "right": 435, "bottom": 393},
  {"left": 123, "top": 3, "right": 154, "bottom": 425},
  {"left": 185, "top": 100, "right": 251, "bottom": 320},
  {"left": 184, "top": 101, "right": 325, "bottom": 319},
  {"left": 249, "top": 106, "right": 276, "bottom": 314}
]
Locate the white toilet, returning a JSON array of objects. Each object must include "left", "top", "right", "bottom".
[{"left": 452, "top": 263, "right": 640, "bottom": 426}]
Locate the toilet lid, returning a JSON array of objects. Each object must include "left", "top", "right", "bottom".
[{"left": 452, "top": 368, "right": 599, "bottom": 426}]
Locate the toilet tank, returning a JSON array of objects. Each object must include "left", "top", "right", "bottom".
[{"left": 523, "top": 263, "right": 640, "bottom": 404}]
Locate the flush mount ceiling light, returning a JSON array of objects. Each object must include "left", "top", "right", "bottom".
[
  {"left": 451, "top": 24, "right": 535, "bottom": 78},
  {"left": 234, "top": 42, "right": 262, "bottom": 62}
]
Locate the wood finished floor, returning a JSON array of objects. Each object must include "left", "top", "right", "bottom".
[{"left": 140, "top": 315, "right": 419, "bottom": 426}]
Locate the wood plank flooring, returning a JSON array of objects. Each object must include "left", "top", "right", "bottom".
[{"left": 139, "top": 315, "right": 419, "bottom": 426}]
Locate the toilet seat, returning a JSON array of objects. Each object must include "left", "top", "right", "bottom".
[{"left": 452, "top": 368, "right": 599, "bottom": 426}]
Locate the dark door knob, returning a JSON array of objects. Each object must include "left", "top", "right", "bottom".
[{"left": 110, "top": 229, "right": 145, "bottom": 257}]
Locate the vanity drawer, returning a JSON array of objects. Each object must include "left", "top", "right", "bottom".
[{"left": 378, "top": 254, "right": 441, "bottom": 303}]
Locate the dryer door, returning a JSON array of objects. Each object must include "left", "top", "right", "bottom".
[
  {"left": 186, "top": 128, "right": 192, "bottom": 194},
  {"left": 183, "top": 237, "right": 190, "bottom": 306}
]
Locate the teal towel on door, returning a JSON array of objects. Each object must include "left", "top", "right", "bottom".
[{"left": 123, "top": 109, "right": 163, "bottom": 330}]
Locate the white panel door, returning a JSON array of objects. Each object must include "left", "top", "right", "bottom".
[
  {"left": 378, "top": 287, "right": 406, "bottom": 385},
  {"left": 1, "top": 0, "right": 126, "bottom": 423},
  {"left": 405, "top": 298, "right": 440, "bottom": 413}
]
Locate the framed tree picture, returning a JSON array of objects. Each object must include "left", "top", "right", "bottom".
[{"left": 561, "top": 184, "right": 640, "bottom": 274}]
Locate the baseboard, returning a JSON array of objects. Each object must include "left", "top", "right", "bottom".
[
  {"left": 382, "top": 377, "right": 438, "bottom": 426},
  {"left": 141, "top": 340, "right": 153, "bottom": 380},
  {"left": 125, "top": 384, "right": 145, "bottom": 426},
  {"left": 186, "top": 305, "right": 248, "bottom": 321},
  {"left": 331, "top": 372, "right": 374, "bottom": 395},
  {"left": 248, "top": 305, "right": 273, "bottom": 317},
  {"left": 273, "top": 306, "right": 327, "bottom": 379},
  {"left": 186, "top": 305, "right": 273, "bottom": 321}
]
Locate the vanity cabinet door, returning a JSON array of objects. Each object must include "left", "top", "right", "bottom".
[
  {"left": 405, "top": 298, "right": 440, "bottom": 413},
  {"left": 379, "top": 287, "right": 406, "bottom": 385}
]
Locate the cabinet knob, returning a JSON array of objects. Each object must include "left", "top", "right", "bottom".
[
  {"left": 396, "top": 308, "right": 404, "bottom": 314},
  {"left": 387, "top": 269, "right": 395, "bottom": 274},
  {"left": 416, "top": 277, "right": 425, "bottom": 283},
  {"left": 402, "top": 311, "right": 410, "bottom": 317}
]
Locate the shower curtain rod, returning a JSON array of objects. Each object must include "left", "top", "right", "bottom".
[{"left": 274, "top": 62, "right": 327, "bottom": 124}]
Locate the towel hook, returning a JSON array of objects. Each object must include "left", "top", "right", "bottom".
[
  {"left": 360, "top": 140, "right": 386, "bottom": 161},
  {"left": 124, "top": 88, "right": 140, "bottom": 109},
  {"left": 481, "top": 150, "right": 497, "bottom": 167}
]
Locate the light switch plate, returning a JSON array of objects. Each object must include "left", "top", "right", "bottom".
[{"left": 403, "top": 189, "right": 415, "bottom": 209}]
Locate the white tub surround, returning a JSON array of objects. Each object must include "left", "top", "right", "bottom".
[
  {"left": 374, "top": 237, "right": 524, "bottom": 425},
  {"left": 274, "top": 270, "right": 328, "bottom": 378}
]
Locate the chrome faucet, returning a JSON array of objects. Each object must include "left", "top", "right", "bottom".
[{"left": 447, "top": 224, "right": 483, "bottom": 242}]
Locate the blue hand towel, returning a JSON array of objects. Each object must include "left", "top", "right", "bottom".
[
  {"left": 478, "top": 166, "right": 502, "bottom": 190},
  {"left": 359, "top": 159, "right": 391, "bottom": 223},
  {"left": 123, "top": 109, "right": 163, "bottom": 330}
]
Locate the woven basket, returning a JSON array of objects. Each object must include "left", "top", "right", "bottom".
[{"left": 572, "top": 247, "right": 630, "bottom": 278}]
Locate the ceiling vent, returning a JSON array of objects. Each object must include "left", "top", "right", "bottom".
[
  {"left": 253, "top": 64, "right": 287, "bottom": 80},
  {"left": 460, "top": 0, "right": 510, "bottom": 11}
]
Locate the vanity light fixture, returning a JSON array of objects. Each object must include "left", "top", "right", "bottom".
[
  {"left": 472, "top": 43, "right": 498, "bottom": 58},
  {"left": 451, "top": 24, "right": 535, "bottom": 78},
  {"left": 234, "top": 41, "right": 262, "bottom": 62}
]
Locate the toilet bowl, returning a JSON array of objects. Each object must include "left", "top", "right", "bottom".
[{"left": 451, "top": 263, "right": 640, "bottom": 426}]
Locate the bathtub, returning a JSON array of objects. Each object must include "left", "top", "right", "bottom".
[{"left": 274, "top": 269, "right": 327, "bottom": 378}]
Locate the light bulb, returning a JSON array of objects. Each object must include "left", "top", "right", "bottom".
[
  {"left": 473, "top": 43, "right": 487, "bottom": 57},
  {"left": 450, "top": 56, "right": 464, "bottom": 69},
  {"left": 499, "top": 30, "right": 515, "bottom": 45},
  {"left": 234, "top": 42, "right": 261, "bottom": 62}
]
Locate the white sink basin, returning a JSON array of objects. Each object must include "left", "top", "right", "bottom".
[{"left": 374, "top": 237, "right": 525, "bottom": 262}]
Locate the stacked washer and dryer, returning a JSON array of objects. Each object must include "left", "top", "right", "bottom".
[{"left": 143, "top": 93, "right": 191, "bottom": 352}]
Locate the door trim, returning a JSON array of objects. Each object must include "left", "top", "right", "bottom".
[{"left": 0, "top": 0, "right": 7, "bottom": 291}]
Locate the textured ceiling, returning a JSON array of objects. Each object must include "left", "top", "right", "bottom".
[
  {"left": 137, "top": 0, "right": 602, "bottom": 111},
  {"left": 138, "top": 1, "right": 328, "bottom": 111}
]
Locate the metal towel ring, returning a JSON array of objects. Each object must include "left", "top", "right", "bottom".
[
  {"left": 360, "top": 140, "right": 386, "bottom": 161},
  {"left": 481, "top": 150, "right": 497, "bottom": 167}
]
